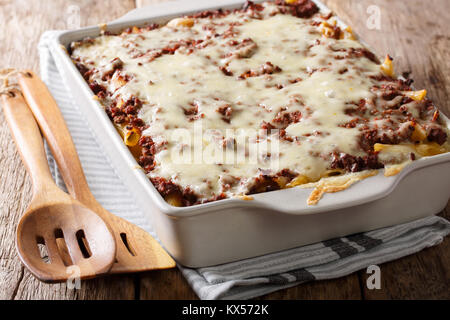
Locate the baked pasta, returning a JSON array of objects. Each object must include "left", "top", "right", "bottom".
[{"left": 70, "top": 0, "right": 450, "bottom": 206}]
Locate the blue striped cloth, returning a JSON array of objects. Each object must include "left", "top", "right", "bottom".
[{"left": 39, "top": 31, "right": 450, "bottom": 300}]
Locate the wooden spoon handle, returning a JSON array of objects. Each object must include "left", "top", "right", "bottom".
[
  {"left": 1, "top": 91, "right": 55, "bottom": 193},
  {"left": 18, "top": 71, "right": 98, "bottom": 208}
]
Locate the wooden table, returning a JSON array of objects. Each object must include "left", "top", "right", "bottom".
[{"left": 0, "top": 0, "right": 449, "bottom": 300}]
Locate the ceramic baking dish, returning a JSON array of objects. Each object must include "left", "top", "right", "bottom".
[{"left": 49, "top": 0, "right": 450, "bottom": 267}]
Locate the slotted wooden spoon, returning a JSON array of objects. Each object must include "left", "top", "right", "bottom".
[
  {"left": 2, "top": 90, "right": 116, "bottom": 282},
  {"left": 19, "top": 71, "right": 175, "bottom": 273}
]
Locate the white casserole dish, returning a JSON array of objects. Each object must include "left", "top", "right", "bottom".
[{"left": 49, "top": 0, "right": 450, "bottom": 267}]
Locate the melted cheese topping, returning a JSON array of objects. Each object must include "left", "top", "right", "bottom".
[{"left": 71, "top": 1, "right": 449, "bottom": 205}]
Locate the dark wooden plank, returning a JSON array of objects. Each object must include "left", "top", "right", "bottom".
[
  {"left": 357, "top": 203, "right": 450, "bottom": 300},
  {"left": 258, "top": 277, "right": 362, "bottom": 300},
  {"left": 140, "top": 268, "right": 362, "bottom": 300},
  {"left": 139, "top": 269, "right": 199, "bottom": 300}
]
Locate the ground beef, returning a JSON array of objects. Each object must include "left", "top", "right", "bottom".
[
  {"left": 243, "top": 0, "right": 265, "bottom": 12},
  {"left": 277, "top": 169, "right": 297, "bottom": 179},
  {"left": 107, "top": 106, "right": 126, "bottom": 124},
  {"left": 347, "top": 48, "right": 380, "bottom": 64},
  {"left": 151, "top": 177, "right": 199, "bottom": 206},
  {"left": 359, "top": 129, "right": 404, "bottom": 152},
  {"left": 75, "top": 62, "right": 90, "bottom": 80},
  {"left": 216, "top": 104, "right": 233, "bottom": 123},
  {"left": 427, "top": 128, "right": 447, "bottom": 145},
  {"left": 138, "top": 136, "right": 156, "bottom": 172},
  {"left": 331, "top": 152, "right": 384, "bottom": 172},
  {"left": 89, "top": 81, "right": 106, "bottom": 98},
  {"left": 248, "top": 175, "right": 281, "bottom": 194},
  {"left": 273, "top": 110, "right": 302, "bottom": 127}
]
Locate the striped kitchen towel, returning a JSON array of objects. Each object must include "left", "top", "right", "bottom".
[{"left": 38, "top": 31, "right": 450, "bottom": 300}]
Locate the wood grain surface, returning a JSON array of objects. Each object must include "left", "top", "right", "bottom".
[{"left": 0, "top": 0, "right": 449, "bottom": 300}]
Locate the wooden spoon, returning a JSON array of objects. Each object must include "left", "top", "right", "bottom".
[
  {"left": 19, "top": 71, "right": 176, "bottom": 273},
  {"left": 1, "top": 90, "right": 116, "bottom": 282}
]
